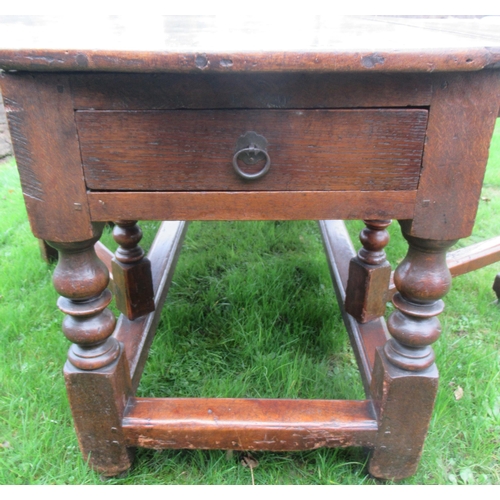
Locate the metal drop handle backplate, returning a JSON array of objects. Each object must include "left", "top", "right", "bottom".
[{"left": 232, "top": 131, "right": 271, "bottom": 180}]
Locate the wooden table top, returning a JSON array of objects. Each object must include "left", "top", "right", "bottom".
[{"left": 0, "top": 16, "right": 499, "bottom": 73}]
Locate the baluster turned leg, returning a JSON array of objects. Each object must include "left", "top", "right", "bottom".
[
  {"left": 112, "top": 220, "right": 155, "bottom": 321},
  {"left": 345, "top": 220, "right": 392, "bottom": 323},
  {"left": 368, "top": 221, "right": 457, "bottom": 480},
  {"left": 49, "top": 226, "right": 134, "bottom": 476}
]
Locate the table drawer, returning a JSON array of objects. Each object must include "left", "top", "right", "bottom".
[{"left": 76, "top": 109, "right": 428, "bottom": 192}]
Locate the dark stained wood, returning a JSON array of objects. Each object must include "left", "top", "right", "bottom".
[
  {"left": 368, "top": 225, "right": 456, "bottom": 479},
  {"left": 49, "top": 228, "right": 134, "bottom": 475},
  {"left": 95, "top": 240, "right": 115, "bottom": 295},
  {"left": 111, "top": 221, "right": 155, "bottom": 321},
  {"left": 0, "top": 16, "right": 499, "bottom": 73},
  {"left": 113, "top": 221, "right": 188, "bottom": 389},
  {"left": 64, "top": 351, "right": 134, "bottom": 476},
  {"left": 123, "top": 398, "right": 378, "bottom": 451},
  {"left": 387, "top": 236, "right": 500, "bottom": 301},
  {"left": 3, "top": 48, "right": 499, "bottom": 74},
  {"left": 69, "top": 73, "right": 434, "bottom": 110},
  {"left": 88, "top": 190, "right": 417, "bottom": 222},
  {"left": 385, "top": 225, "right": 456, "bottom": 372},
  {"left": 409, "top": 71, "right": 500, "bottom": 240},
  {"left": 77, "top": 109, "right": 427, "bottom": 192},
  {"left": 38, "top": 236, "right": 116, "bottom": 272},
  {"left": 49, "top": 228, "right": 119, "bottom": 371},
  {"left": 95, "top": 241, "right": 114, "bottom": 277},
  {"left": 368, "top": 349, "right": 439, "bottom": 481},
  {"left": 319, "top": 220, "right": 389, "bottom": 394},
  {"left": 345, "top": 220, "right": 392, "bottom": 323},
  {"left": 0, "top": 73, "right": 94, "bottom": 241},
  {"left": 2, "top": 16, "right": 500, "bottom": 480}
]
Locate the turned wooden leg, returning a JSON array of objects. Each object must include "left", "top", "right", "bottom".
[
  {"left": 345, "top": 220, "right": 392, "bottom": 323},
  {"left": 48, "top": 225, "right": 134, "bottom": 476},
  {"left": 368, "top": 221, "right": 457, "bottom": 480},
  {"left": 112, "top": 220, "right": 155, "bottom": 321}
]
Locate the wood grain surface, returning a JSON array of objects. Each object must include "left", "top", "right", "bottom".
[
  {"left": 0, "top": 16, "right": 499, "bottom": 73},
  {"left": 69, "top": 73, "right": 434, "bottom": 110},
  {"left": 409, "top": 71, "right": 500, "bottom": 240},
  {"left": 0, "top": 72, "right": 94, "bottom": 241},
  {"left": 77, "top": 109, "right": 427, "bottom": 192},
  {"left": 123, "top": 398, "right": 378, "bottom": 450},
  {"left": 319, "top": 220, "right": 389, "bottom": 394},
  {"left": 88, "top": 190, "right": 417, "bottom": 222}
]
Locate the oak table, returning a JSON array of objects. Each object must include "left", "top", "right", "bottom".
[{"left": 1, "top": 16, "right": 500, "bottom": 481}]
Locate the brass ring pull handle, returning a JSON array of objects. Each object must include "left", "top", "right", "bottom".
[{"left": 232, "top": 131, "right": 271, "bottom": 180}]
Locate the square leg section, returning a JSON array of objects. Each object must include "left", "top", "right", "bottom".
[
  {"left": 64, "top": 344, "right": 134, "bottom": 476},
  {"left": 368, "top": 347, "right": 438, "bottom": 480}
]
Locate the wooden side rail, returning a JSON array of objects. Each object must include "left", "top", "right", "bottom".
[
  {"left": 122, "top": 398, "right": 378, "bottom": 451},
  {"left": 95, "top": 240, "right": 114, "bottom": 276},
  {"left": 113, "top": 221, "right": 188, "bottom": 389},
  {"left": 319, "top": 220, "right": 389, "bottom": 393}
]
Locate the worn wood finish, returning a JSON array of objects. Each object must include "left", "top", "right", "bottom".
[
  {"left": 95, "top": 241, "right": 114, "bottom": 277},
  {"left": 2, "top": 15, "right": 500, "bottom": 481},
  {"left": 49, "top": 230, "right": 120, "bottom": 372},
  {"left": 88, "top": 190, "right": 417, "bottom": 222},
  {"left": 319, "top": 220, "right": 389, "bottom": 393},
  {"left": 385, "top": 226, "right": 456, "bottom": 372},
  {"left": 39, "top": 236, "right": 117, "bottom": 275},
  {"left": 0, "top": 73, "right": 93, "bottom": 241},
  {"left": 48, "top": 227, "right": 134, "bottom": 474},
  {"left": 387, "top": 236, "right": 500, "bottom": 301},
  {"left": 64, "top": 349, "right": 134, "bottom": 476},
  {"left": 3, "top": 47, "right": 499, "bottom": 74},
  {"left": 1, "top": 16, "right": 499, "bottom": 73},
  {"left": 123, "top": 398, "right": 378, "bottom": 451},
  {"left": 368, "top": 223, "right": 457, "bottom": 479},
  {"left": 345, "top": 220, "right": 392, "bottom": 323},
  {"left": 409, "top": 71, "right": 500, "bottom": 240},
  {"left": 113, "top": 221, "right": 188, "bottom": 389},
  {"left": 368, "top": 351, "right": 439, "bottom": 481},
  {"left": 94, "top": 240, "right": 115, "bottom": 294},
  {"left": 77, "top": 109, "right": 427, "bottom": 192},
  {"left": 69, "top": 73, "right": 434, "bottom": 110},
  {"left": 111, "top": 221, "right": 155, "bottom": 321}
]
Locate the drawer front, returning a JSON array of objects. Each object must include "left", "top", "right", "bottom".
[{"left": 77, "top": 109, "right": 428, "bottom": 192}]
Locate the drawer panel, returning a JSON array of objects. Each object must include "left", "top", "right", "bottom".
[{"left": 77, "top": 109, "right": 428, "bottom": 192}]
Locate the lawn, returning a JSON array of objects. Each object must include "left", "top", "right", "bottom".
[{"left": 0, "top": 121, "right": 499, "bottom": 485}]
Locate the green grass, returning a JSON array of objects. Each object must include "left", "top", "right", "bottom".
[{"left": 1, "top": 121, "right": 499, "bottom": 484}]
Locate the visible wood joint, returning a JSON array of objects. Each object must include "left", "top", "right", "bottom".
[
  {"left": 111, "top": 221, "right": 155, "bottom": 321},
  {"left": 345, "top": 220, "right": 392, "bottom": 323}
]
